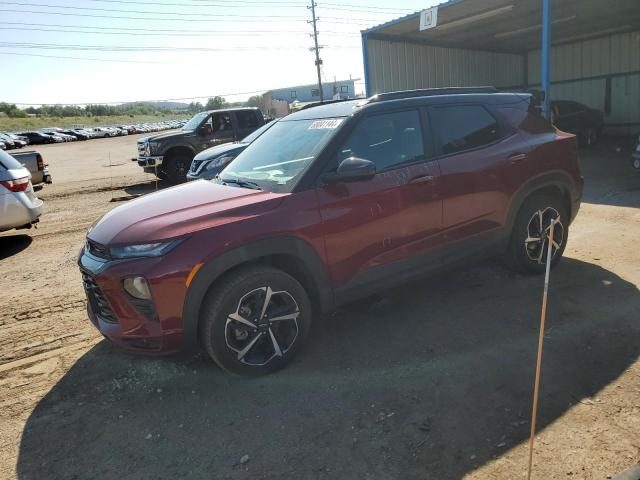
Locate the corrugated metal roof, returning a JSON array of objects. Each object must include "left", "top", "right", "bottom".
[{"left": 361, "top": 0, "right": 640, "bottom": 54}]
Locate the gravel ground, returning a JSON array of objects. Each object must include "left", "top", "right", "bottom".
[{"left": 0, "top": 134, "right": 639, "bottom": 480}]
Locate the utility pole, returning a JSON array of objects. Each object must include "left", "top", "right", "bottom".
[{"left": 308, "top": 1, "right": 324, "bottom": 102}]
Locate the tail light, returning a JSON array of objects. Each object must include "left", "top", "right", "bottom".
[
  {"left": 1, "top": 177, "right": 30, "bottom": 192},
  {"left": 36, "top": 153, "right": 44, "bottom": 171}
]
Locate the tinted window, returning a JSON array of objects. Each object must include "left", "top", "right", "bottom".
[
  {"left": 338, "top": 110, "right": 424, "bottom": 171},
  {"left": 431, "top": 105, "right": 500, "bottom": 155},
  {"left": 236, "top": 110, "right": 260, "bottom": 129}
]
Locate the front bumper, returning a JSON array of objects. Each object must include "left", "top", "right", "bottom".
[
  {"left": 78, "top": 246, "right": 188, "bottom": 354},
  {"left": 136, "top": 156, "right": 164, "bottom": 168}
]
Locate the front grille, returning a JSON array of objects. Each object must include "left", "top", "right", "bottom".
[
  {"left": 82, "top": 272, "right": 117, "bottom": 323},
  {"left": 87, "top": 239, "right": 110, "bottom": 259}
]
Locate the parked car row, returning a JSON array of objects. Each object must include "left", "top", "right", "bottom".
[{"left": 0, "top": 119, "right": 186, "bottom": 149}]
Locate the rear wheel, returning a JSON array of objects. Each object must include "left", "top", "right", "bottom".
[
  {"left": 505, "top": 194, "right": 568, "bottom": 275},
  {"left": 199, "top": 266, "right": 312, "bottom": 376},
  {"left": 164, "top": 152, "right": 191, "bottom": 183}
]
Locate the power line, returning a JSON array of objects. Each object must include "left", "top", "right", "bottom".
[
  {"left": 0, "top": 50, "right": 174, "bottom": 64},
  {"left": 8, "top": 89, "right": 281, "bottom": 105},
  {"left": 0, "top": 1, "right": 304, "bottom": 18},
  {"left": 0, "top": 8, "right": 375, "bottom": 24},
  {"left": 0, "top": 1, "right": 401, "bottom": 19},
  {"left": 0, "top": 41, "right": 358, "bottom": 52},
  {"left": 0, "top": 25, "right": 360, "bottom": 37}
]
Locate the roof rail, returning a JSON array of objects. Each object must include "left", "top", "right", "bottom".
[{"left": 367, "top": 86, "right": 499, "bottom": 103}]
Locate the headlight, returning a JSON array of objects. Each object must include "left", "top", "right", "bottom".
[
  {"left": 110, "top": 239, "right": 182, "bottom": 259},
  {"left": 204, "top": 155, "right": 233, "bottom": 171},
  {"left": 149, "top": 141, "right": 161, "bottom": 155}
]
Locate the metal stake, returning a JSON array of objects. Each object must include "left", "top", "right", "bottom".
[{"left": 526, "top": 217, "right": 556, "bottom": 480}]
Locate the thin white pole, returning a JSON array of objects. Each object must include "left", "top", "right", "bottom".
[{"left": 526, "top": 217, "right": 556, "bottom": 480}]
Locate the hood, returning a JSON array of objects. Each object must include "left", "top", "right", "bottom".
[
  {"left": 140, "top": 129, "right": 193, "bottom": 143},
  {"left": 193, "top": 142, "right": 246, "bottom": 162},
  {"left": 88, "top": 181, "right": 285, "bottom": 246}
]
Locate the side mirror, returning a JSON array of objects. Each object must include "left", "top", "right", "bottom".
[
  {"left": 322, "top": 157, "right": 376, "bottom": 184},
  {"left": 198, "top": 125, "right": 213, "bottom": 136}
]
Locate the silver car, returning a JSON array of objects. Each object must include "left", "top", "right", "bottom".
[{"left": 0, "top": 150, "right": 43, "bottom": 232}]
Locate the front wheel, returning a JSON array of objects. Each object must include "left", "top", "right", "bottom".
[
  {"left": 199, "top": 266, "right": 312, "bottom": 376},
  {"left": 505, "top": 194, "right": 568, "bottom": 275},
  {"left": 164, "top": 153, "right": 191, "bottom": 183}
]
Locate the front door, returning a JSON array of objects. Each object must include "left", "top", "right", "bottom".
[
  {"left": 201, "top": 113, "right": 236, "bottom": 151},
  {"left": 316, "top": 109, "right": 443, "bottom": 299}
]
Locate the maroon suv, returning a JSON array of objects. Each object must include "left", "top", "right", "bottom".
[{"left": 79, "top": 88, "right": 583, "bottom": 375}]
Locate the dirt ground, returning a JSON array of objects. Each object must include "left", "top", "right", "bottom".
[{"left": 0, "top": 134, "right": 639, "bottom": 480}]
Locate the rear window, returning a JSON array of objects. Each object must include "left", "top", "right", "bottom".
[
  {"left": 430, "top": 105, "right": 500, "bottom": 155},
  {"left": 0, "top": 150, "right": 24, "bottom": 170}
]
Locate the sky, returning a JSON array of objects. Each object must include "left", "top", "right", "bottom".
[{"left": 0, "top": 0, "right": 435, "bottom": 106}]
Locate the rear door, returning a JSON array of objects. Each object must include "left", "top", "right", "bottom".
[
  {"left": 233, "top": 110, "right": 262, "bottom": 140},
  {"left": 316, "top": 108, "right": 443, "bottom": 297},
  {"left": 429, "top": 103, "right": 527, "bottom": 249}
]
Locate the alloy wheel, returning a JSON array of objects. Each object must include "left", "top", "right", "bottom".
[
  {"left": 524, "top": 207, "right": 564, "bottom": 264},
  {"left": 225, "top": 287, "right": 300, "bottom": 366}
]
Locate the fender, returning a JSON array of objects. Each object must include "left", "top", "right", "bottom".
[
  {"left": 181, "top": 236, "right": 333, "bottom": 350},
  {"left": 505, "top": 170, "right": 578, "bottom": 233},
  {"left": 162, "top": 144, "right": 196, "bottom": 157}
]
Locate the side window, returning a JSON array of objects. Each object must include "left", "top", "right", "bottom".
[
  {"left": 236, "top": 110, "right": 260, "bottom": 129},
  {"left": 430, "top": 105, "right": 500, "bottom": 155},
  {"left": 338, "top": 110, "right": 424, "bottom": 171},
  {"left": 211, "top": 113, "right": 231, "bottom": 132}
]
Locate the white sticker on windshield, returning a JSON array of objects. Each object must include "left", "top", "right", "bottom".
[{"left": 308, "top": 119, "right": 343, "bottom": 130}]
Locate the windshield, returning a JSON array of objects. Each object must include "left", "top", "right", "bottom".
[
  {"left": 182, "top": 111, "right": 209, "bottom": 131},
  {"left": 240, "top": 120, "right": 275, "bottom": 144},
  {"left": 220, "top": 117, "right": 344, "bottom": 191}
]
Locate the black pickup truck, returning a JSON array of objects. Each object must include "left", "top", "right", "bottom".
[{"left": 135, "top": 107, "right": 265, "bottom": 183}]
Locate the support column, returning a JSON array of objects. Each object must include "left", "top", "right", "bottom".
[{"left": 541, "top": 0, "right": 551, "bottom": 118}]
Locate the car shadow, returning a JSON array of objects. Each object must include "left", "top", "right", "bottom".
[
  {"left": 579, "top": 138, "right": 640, "bottom": 209},
  {"left": 0, "top": 234, "right": 33, "bottom": 260},
  {"left": 16, "top": 258, "right": 640, "bottom": 479},
  {"left": 123, "top": 179, "right": 173, "bottom": 197}
]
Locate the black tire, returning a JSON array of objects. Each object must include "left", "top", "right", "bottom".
[
  {"left": 156, "top": 168, "right": 169, "bottom": 181},
  {"left": 632, "top": 157, "right": 640, "bottom": 171},
  {"left": 164, "top": 152, "right": 192, "bottom": 184},
  {"left": 199, "top": 265, "right": 312, "bottom": 376},
  {"left": 505, "top": 194, "right": 568, "bottom": 275}
]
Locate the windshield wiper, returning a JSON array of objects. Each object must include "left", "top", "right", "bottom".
[{"left": 219, "top": 177, "right": 262, "bottom": 190}]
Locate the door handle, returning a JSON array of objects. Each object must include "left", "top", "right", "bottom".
[
  {"left": 409, "top": 174, "right": 435, "bottom": 184},
  {"left": 507, "top": 153, "right": 527, "bottom": 165}
]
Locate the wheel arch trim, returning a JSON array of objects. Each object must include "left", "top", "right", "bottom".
[
  {"left": 181, "top": 236, "right": 333, "bottom": 350},
  {"left": 506, "top": 171, "right": 577, "bottom": 232}
]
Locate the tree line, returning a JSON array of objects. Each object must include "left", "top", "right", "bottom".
[{"left": 0, "top": 94, "right": 264, "bottom": 119}]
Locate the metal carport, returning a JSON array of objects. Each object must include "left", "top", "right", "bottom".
[{"left": 361, "top": 0, "right": 640, "bottom": 135}]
